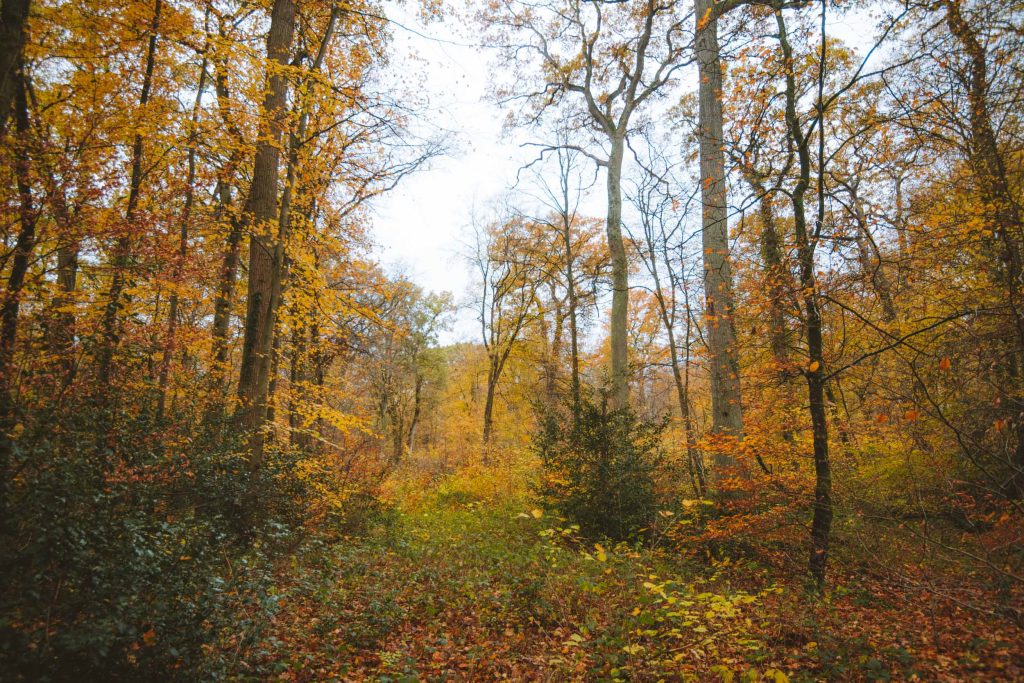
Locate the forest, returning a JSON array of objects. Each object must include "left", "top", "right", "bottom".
[{"left": 0, "top": 0, "right": 1022, "bottom": 680}]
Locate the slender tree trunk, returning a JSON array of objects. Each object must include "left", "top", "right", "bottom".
[
  {"left": 208, "top": 184, "right": 242, "bottom": 381},
  {"left": 681, "top": 282, "right": 706, "bottom": 493},
  {"left": 407, "top": 373, "right": 423, "bottom": 455},
  {"left": 287, "top": 320, "right": 306, "bottom": 447},
  {"left": 777, "top": 6, "right": 832, "bottom": 589},
  {"left": 562, "top": 219, "right": 582, "bottom": 416},
  {"left": 695, "top": 0, "right": 744, "bottom": 449},
  {"left": 265, "top": 321, "right": 282, "bottom": 432},
  {"left": 0, "top": 69, "right": 34, "bottom": 386},
  {"left": 748, "top": 178, "right": 793, "bottom": 381},
  {"left": 157, "top": 54, "right": 208, "bottom": 422},
  {"left": 47, "top": 189, "right": 79, "bottom": 388},
  {"left": 96, "top": 0, "right": 162, "bottom": 384},
  {"left": 482, "top": 357, "right": 499, "bottom": 445},
  {"left": 276, "top": 11, "right": 339, "bottom": 450},
  {"left": 235, "top": 0, "right": 296, "bottom": 469},
  {"left": 390, "top": 407, "right": 404, "bottom": 462},
  {"left": 51, "top": 252, "right": 78, "bottom": 378},
  {"left": 653, "top": 266, "right": 706, "bottom": 496},
  {"left": 206, "top": 47, "right": 247, "bottom": 403},
  {"left": 850, "top": 190, "right": 897, "bottom": 322},
  {"left": 894, "top": 175, "right": 910, "bottom": 291},
  {"left": 606, "top": 133, "right": 629, "bottom": 409},
  {"left": 547, "top": 288, "right": 564, "bottom": 405}
]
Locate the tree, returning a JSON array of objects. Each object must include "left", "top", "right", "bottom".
[
  {"left": 365, "top": 276, "right": 452, "bottom": 461},
  {"left": 470, "top": 210, "right": 540, "bottom": 446},
  {"left": 482, "top": 0, "right": 688, "bottom": 408},
  {"left": 235, "top": 0, "right": 297, "bottom": 468},
  {"left": 694, "top": 0, "right": 746, "bottom": 441},
  {"left": 519, "top": 145, "right": 608, "bottom": 416},
  {"left": 938, "top": 0, "right": 1024, "bottom": 496},
  {"left": 627, "top": 153, "right": 707, "bottom": 493},
  {"left": 773, "top": 2, "right": 833, "bottom": 588},
  {"left": 94, "top": 0, "right": 164, "bottom": 387},
  {"left": 0, "top": 0, "right": 31, "bottom": 136}
]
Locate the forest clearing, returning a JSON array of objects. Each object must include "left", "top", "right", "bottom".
[
  {"left": 236, "top": 464, "right": 1023, "bottom": 681},
  {"left": 1, "top": 0, "right": 1023, "bottom": 680}
]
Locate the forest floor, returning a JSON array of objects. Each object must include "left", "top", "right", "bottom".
[{"left": 234, "top": 467, "right": 1024, "bottom": 682}]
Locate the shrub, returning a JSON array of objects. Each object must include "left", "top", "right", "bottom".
[
  {"left": 0, "top": 403, "right": 296, "bottom": 681},
  {"left": 534, "top": 397, "right": 667, "bottom": 541}
]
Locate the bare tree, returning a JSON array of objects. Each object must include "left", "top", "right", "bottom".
[
  {"left": 482, "top": 0, "right": 689, "bottom": 408},
  {"left": 627, "top": 155, "right": 708, "bottom": 494},
  {"left": 519, "top": 145, "right": 603, "bottom": 416}
]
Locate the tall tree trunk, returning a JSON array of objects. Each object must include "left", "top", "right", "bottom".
[
  {"left": 208, "top": 183, "right": 242, "bottom": 386},
  {"left": 0, "top": 69, "right": 34, "bottom": 387},
  {"left": 96, "top": 0, "right": 162, "bottom": 384},
  {"left": 681, "top": 282, "right": 706, "bottom": 493},
  {"left": 850, "top": 189, "right": 897, "bottom": 322},
  {"left": 206, "top": 45, "right": 248, "bottom": 404},
  {"left": 893, "top": 174, "right": 910, "bottom": 291},
  {"left": 606, "top": 133, "right": 629, "bottom": 410},
  {"left": 277, "top": 9, "right": 338, "bottom": 451},
  {"left": 944, "top": 0, "right": 1024, "bottom": 497},
  {"left": 695, "top": 0, "right": 744, "bottom": 447},
  {"left": 562, "top": 218, "right": 582, "bottom": 417},
  {"left": 47, "top": 187, "right": 79, "bottom": 388},
  {"left": 0, "top": 66, "right": 34, "bottom": 507},
  {"left": 545, "top": 287, "right": 564, "bottom": 406},
  {"left": 649, "top": 248, "right": 706, "bottom": 495},
  {"left": 0, "top": 0, "right": 30, "bottom": 136},
  {"left": 287, "top": 320, "right": 306, "bottom": 447},
  {"left": 777, "top": 6, "right": 832, "bottom": 589},
  {"left": 235, "top": 0, "right": 296, "bottom": 469}
]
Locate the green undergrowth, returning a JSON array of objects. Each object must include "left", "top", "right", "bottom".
[
  {"left": 242, "top": 476, "right": 791, "bottom": 681},
  {"left": 231, "top": 465, "right": 1023, "bottom": 681}
]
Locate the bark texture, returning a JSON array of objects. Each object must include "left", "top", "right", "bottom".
[
  {"left": 606, "top": 134, "right": 630, "bottom": 409},
  {"left": 695, "top": 0, "right": 745, "bottom": 464},
  {"left": 235, "top": 0, "right": 296, "bottom": 468}
]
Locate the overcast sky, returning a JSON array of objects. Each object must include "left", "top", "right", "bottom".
[{"left": 370, "top": 4, "right": 528, "bottom": 343}]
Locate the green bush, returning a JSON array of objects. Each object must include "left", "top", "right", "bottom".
[
  {"left": 0, "top": 403, "right": 300, "bottom": 681},
  {"left": 534, "top": 397, "right": 667, "bottom": 541}
]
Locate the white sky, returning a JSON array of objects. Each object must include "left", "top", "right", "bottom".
[{"left": 371, "top": 4, "right": 530, "bottom": 343}]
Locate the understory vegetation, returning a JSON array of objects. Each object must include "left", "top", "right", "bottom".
[
  {"left": 230, "top": 462, "right": 1022, "bottom": 681},
  {"left": 1, "top": 0, "right": 1023, "bottom": 679}
]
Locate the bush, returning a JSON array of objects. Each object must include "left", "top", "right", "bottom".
[
  {"left": 534, "top": 397, "right": 667, "bottom": 541},
  {"left": 0, "top": 403, "right": 299, "bottom": 681}
]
